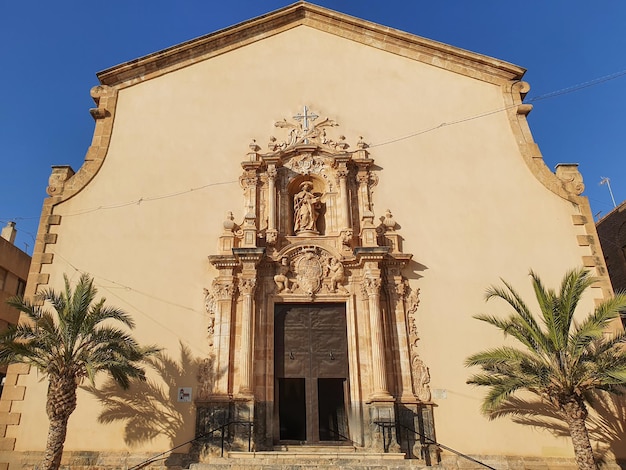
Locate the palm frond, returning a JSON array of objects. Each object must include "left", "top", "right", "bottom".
[
  {"left": 465, "top": 346, "right": 540, "bottom": 369},
  {"left": 569, "top": 293, "right": 626, "bottom": 360},
  {"left": 529, "top": 270, "right": 559, "bottom": 347},
  {"left": 0, "top": 273, "right": 156, "bottom": 389},
  {"left": 467, "top": 267, "right": 626, "bottom": 426},
  {"left": 467, "top": 372, "right": 534, "bottom": 416},
  {"left": 484, "top": 281, "right": 551, "bottom": 353},
  {"left": 557, "top": 268, "right": 595, "bottom": 339}
]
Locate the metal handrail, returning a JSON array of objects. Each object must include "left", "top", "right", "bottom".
[
  {"left": 322, "top": 427, "right": 360, "bottom": 446},
  {"left": 373, "top": 420, "right": 396, "bottom": 453},
  {"left": 396, "top": 422, "right": 497, "bottom": 470},
  {"left": 127, "top": 419, "right": 254, "bottom": 470}
]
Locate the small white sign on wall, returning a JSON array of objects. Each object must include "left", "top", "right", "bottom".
[{"left": 177, "top": 387, "right": 192, "bottom": 402}]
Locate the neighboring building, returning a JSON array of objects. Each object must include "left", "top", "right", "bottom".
[
  {"left": 596, "top": 200, "right": 626, "bottom": 303},
  {"left": 0, "top": 222, "right": 31, "bottom": 389},
  {"left": 0, "top": 3, "right": 619, "bottom": 469}
]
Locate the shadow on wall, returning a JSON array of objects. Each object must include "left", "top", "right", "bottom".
[
  {"left": 82, "top": 342, "right": 213, "bottom": 453},
  {"left": 491, "top": 390, "right": 626, "bottom": 468}
]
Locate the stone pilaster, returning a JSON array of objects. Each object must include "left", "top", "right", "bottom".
[
  {"left": 386, "top": 266, "right": 415, "bottom": 401},
  {"left": 206, "top": 256, "right": 239, "bottom": 397},
  {"left": 265, "top": 163, "right": 278, "bottom": 245},
  {"left": 232, "top": 248, "right": 265, "bottom": 398},
  {"left": 238, "top": 277, "right": 256, "bottom": 395}
]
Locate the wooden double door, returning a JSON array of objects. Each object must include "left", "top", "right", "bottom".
[{"left": 274, "top": 303, "right": 349, "bottom": 443}]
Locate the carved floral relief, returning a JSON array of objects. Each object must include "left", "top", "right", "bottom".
[{"left": 405, "top": 286, "right": 431, "bottom": 401}]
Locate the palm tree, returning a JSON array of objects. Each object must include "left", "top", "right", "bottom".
[
  {"left": 1, "top": 273, "right": 158, "bottom": 470},
  {"left": 466, "top": 268, "right": 626, "bottom": 470}
]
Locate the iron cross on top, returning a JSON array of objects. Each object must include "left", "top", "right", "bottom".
[{"left": 293, "top": 106, "right": 319, "bottom": 132}]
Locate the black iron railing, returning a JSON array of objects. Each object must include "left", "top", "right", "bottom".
[
  {"left": 128, "top": 419, "right": 254, "bottom": 470},
  {"left": 395, "top": 422, "right": 498, "bottom": 470},
  {"left": 323, "top": 427, "right": 360, "bottom": 446}
]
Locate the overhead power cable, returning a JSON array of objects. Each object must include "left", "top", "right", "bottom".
[
  {"left": 50, "top": 249, "right": 208, "bottom": 356},
  {"left": 2, "top": 67, "right": 626, "bottom": 223}
]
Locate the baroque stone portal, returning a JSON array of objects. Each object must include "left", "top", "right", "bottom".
[{"left": 202, "top": 107, "right": 433, "bottom": 454}]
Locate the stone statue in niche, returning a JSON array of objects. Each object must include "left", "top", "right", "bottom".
[
  {"left": 293, "top": 181, "right": 322, "bottom": 235},
  {"left": 274, "top": 257, "right": 291, "bottom": 293}
]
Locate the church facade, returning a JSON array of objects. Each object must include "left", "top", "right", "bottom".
[{"left": 0, "top": 3, "right": 619, "bottom": 468}]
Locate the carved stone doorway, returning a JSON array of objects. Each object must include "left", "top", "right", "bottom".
[{"left": 274, "top": 303, "right": 349, "bottom": 444}]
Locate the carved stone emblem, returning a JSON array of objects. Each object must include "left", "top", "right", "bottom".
[
  {"left": 270, "top": 106, "right": 340, "bottom": 151},
  {"left": 293, "top": 249, "right": 324, "bottom": 295},
  {"left": 285, "top": 154, "right": 325, "bottom": 175}
]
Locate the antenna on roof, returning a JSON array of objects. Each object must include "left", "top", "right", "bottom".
[{"left": 599, "top": 177, "right": 617, "bottom": 208}]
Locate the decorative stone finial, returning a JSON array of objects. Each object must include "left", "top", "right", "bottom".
[
  {"left": 223, "top": 211, "right": 236, "bottom": 231},
  {"left": 382, "top": 210, "right": 398, "bottom": 231}
]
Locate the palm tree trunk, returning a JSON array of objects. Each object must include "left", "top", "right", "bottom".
[
  {"left": 42, "top": 415, "right": 71, "bottom": 470},
  {"left": 42, "top": 374, "right": 78, "bottom": 470},
  {"left": 561, "top": 396, "right": 597, "bottom": 470}
]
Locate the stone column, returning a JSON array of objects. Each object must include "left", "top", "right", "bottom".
[
  {"left": 356, "top": 171, "right": 370, "bottom": 218},
  {"left": 266, "top": 164, "right": 278, "bottom": 245},
  {"left": 364, "top": 274, "right": 392, "bottom": 400},
  {"left": 363, "top": 271, "right": 399, "bottom": 454},
  {"left": 238, "top": 277, "right": 256, "bottom": 395},
  {"left": 240, "top": 148, "right": 262, "bottom": 235},
  {"left": 207, "top": 256, "right": 238, "bottom": 397},
  {"left": 353, "top": 142, "right": 373, "bottom": 218},
  {"left": 388, "top": 274, "right": 415, "bottom": 400},
  {"left": 338, "top": 168, "right": 350, "bottom": 229},
  {"left": 232, "top": 248, "right": 265, "bottom": 398},
  {"left": 213, "top": 281, "right": 235, "bottom": 395}
]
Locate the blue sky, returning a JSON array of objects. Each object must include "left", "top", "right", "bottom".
[{"left": 1, "top": 1, "right": 625, "bottom": 254}]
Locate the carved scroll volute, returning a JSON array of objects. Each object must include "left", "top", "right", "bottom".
[
  {"left": 555, "top": 163, "right": 585, "bottom": 196},
  {"left": 405, "top": 286, "right": 431, "bottom": 402}
]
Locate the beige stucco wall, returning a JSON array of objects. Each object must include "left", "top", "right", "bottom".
[{"left": 10, "top": 24, "right": 604, "bottom": 460}]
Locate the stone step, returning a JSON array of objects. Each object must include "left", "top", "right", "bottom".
[
  {"left": 227, "top": 450, "right": 406, "bottom": 460},
  {"left": 191, "top": 460, "right": 429, "bottom": 470},
  {"left": 190, "top": 449, "right": 430, "bottom": 470},
  {"left": 272, "top": 444, "right": 362, "bottom": 453}
]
